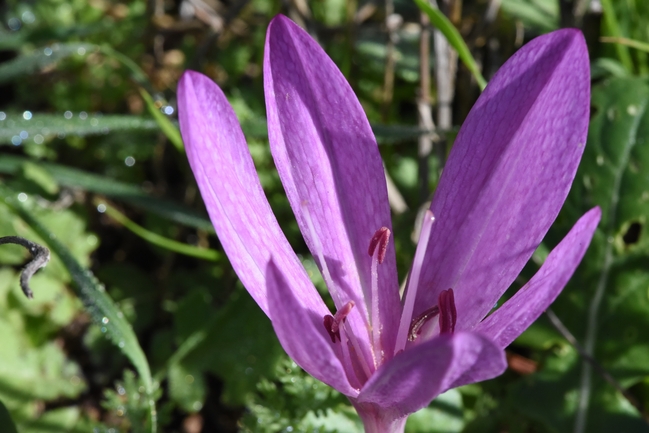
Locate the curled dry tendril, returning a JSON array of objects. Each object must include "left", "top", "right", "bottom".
[{"left": 0, "top": 236, "right": 50, "bottom": 299}]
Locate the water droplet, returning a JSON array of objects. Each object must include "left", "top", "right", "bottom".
[
  {"left": 100, "top": 326, "right": 107, "bottom": 333},
  {"left": 11, "top": 136, "right": 22, "bottom": 146},
  {"left": 627, "top": 105, "right": 638, "bottom": 116},
  {"left": 22, "top": 110, "right": 32, "bottom": 120},
  {"left": 97, "top": 203, "right": 106, "bottom": 213},
  {"left": 101, "top": 317, "right": 109, "bottom": 324},
  {"left": 0, "top": 112, "right": 5, "bottom": 121},
  {"left": 90, "top": 118, "right": 99, "bottom": 126},
  {"left": 124, "top": 156, "right": 135, "bottom": 167},
  {"left": 118, "top": 341, "right": 125, "bottom": 348},
  {"left": 77, "top": 46, "right": 86, "bottom": 55},
  {"left": 79, "top": 111, "right": 88, "bottom": 120},
  {"left": 8, "top": 18, "right": 21, "bottom": 31},
  {"left": 34, "top": 134, "right": 44, "bottom": 144},
  {"left": 22, "top": 11, "right": 35, "bottom": 24},
  {"left": 64, "top": 111, "right": 73, "bottom": 119},
  {"left": 17, "top": 193, "right": 28, "bottom": 202},
  {"left": 192, "top": 401, "right": 203, "bottom": 411},
  {"left": 19, "top": 131, "right": 28, "bottom": 139},
  {"left": 116, "top": 311, "right": 124, "bottom": 318},
  {"left": 44, "top": 47, "right": 53, "bottom": 56},
  {"left": 162, "top": 105, "right": 174, "bottom": 115},
  {"left": 117, "top": 385, "right": 126, "bottom": 395}
]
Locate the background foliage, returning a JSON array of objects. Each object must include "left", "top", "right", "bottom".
[{"left": 1, "top": 0, "right": 648, "bottom": 432}]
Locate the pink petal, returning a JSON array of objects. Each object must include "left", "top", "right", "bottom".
[
  {"left": 356, "top": 332, "right": 506, "bottom": 417},
  {"left": 264, "top": 15, "right": 401, "bottom": 356},
  {"left": 415, "top": 29, "right": 591, "bottom": 331},
  {"left": 266, "top": 260, "right": 359, "bottom": 397},
  {"left": 178, "top": 71, "right": 324, "bottom": 317},
  {"left": 476, "top": 207, "right": 601, "bottom": 349}
]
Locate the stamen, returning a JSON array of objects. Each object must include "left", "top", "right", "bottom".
[
  {"left": 408, "top": 305, "right": 440, "bottom": 342},
  {"left": 301, "top": 201, "right": 343, "bottom": 306},
  {"left": 323, "top": 301, "right": 355, "bottom": 343},
  {"left": 368, "top": 227, "right": 390, "bottom": 264},
  {"left": 438, "top": 289, "right": 457, "bottom": 334},
  {"left": 394, "top": 211, "right": 435, "bottom": 355},
  {"left": 368, "top": 227, "right": 390, "bottom": 366}
]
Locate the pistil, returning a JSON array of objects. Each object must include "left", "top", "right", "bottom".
[{"left": 394, "top": 211, "right": 435, "bottom": 354}]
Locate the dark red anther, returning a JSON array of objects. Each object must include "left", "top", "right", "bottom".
[
  {"left": 408, "top": 305, "right": 440, "bottom": 342},
  {"left": 368, "top": 227, "right": 391, "bottom": 264},
  {"left": 438, "top": 289, "right": 457, "bottom": 334},
  {"left": 323, "top": 315, "right": 339, "bottom": 343},
  {"left": 323, "top": 301, "right": 355, "bottom": 344}
]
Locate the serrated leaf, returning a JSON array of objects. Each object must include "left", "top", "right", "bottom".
[
  {"left": 0, "top": 112, "right": 158, "bottom": 145},
  {"left": 0, "top": 43, "right": 97, "bottom": 84},
  {"left": 0, "top": 187, "right": 157, "bottom": 433}
]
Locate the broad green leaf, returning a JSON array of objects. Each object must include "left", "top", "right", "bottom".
[
  {"left": 0, "top": 187, "right": 157, "bottom": 433},
  {"left": 0, "top": 399, "right": 18, "bottom": 433},
  {"left": 413, "top": 0, "right": 487, "bottom": 90},
  {"left": 0, "top": 43, "right": 96, "bottom": 84},
  {"left": 0, "top": 112, "right": 158, "bottom": 145}
]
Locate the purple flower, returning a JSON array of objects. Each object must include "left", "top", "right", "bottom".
[{"left": 178, "top": 15, "right": 600, "bottom": 433}]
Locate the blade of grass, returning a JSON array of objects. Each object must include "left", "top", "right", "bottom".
[
  {"left": 95, "top": 199, "right": 219, "bottom": 261},
  {"left": 138, "top": 88, "right": 184, "bottom": 152},
  {"left": 600, "top": 36, "right": 649, "bottom": 54},
  {"left": 0, "top": 187, "right": 157, "bottom": 433},
  {"left": 0, "top": 155, "right": 214, "bottom": 233},
  {"left": 413, "top": 0, "right": 487, "bottom": 90},
  {"left": 599, "top": 0, "right": 634, "bottom": 73}
]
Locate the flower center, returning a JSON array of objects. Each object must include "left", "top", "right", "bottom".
[{"left": 407, "top": 288, "right": 456, "bottom": 341}]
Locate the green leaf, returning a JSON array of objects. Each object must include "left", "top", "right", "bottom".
[
  {"left": 524, "top": 77, "right": 649, "bottom": 431},
  {"left": 0, "top": 187, "right": 157, "bottom": 433},
  {"left": 0, "top": 112, "right": 158, "bottom": 145},
  {"left": 139, "top": 88, "right": 184, "bottom": 152},
  {"left": 600, "top": 0, "right": 635, "bottom": 72},
  {"left": 0, "top": 43, "right": 97, "bottom": 84},
  {"left": 406, "top": 389, "right": 465, "bottom": 433},
  {"left": 95, "top": 199, "right": 220, "bottom": 261},
  {"left": 0, "top": 155, "right": 214, "bottom": 233},
  {"left": 413, "top": 0, "right": 487, "bottom": 90},
  {"left": 500, "top": 0, "right": 558, "bottom": 32},
  {"left": 0, "top": 399, "right": 18, "bottom": 433}
]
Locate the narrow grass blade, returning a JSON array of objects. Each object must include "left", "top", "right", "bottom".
[
  {"left": 0, "top": 112, "right": 158, "bottom": 145},
  {"left": 0, "top": 187, "right": 157, "bottom": 433},
  {"left": 599, "top": 0, "right": 634, "bottom": 72},
  {"left": 95, "top": 199, "right": 219, "bottom": 261},
  {"left": 600, "top": 36, "right": 649, "bottom": 54},
  {"left": 0, "top": 43, "right": 97, "bottom": 84},
  {"left": 139, "top": 88, "right": 184, "bottom": 152},
  {"left": 414, "top": 0, "right": 487, "bottom": 90},
  {"left": 0, "top": 155, "right": 214, "bottom": 233}
]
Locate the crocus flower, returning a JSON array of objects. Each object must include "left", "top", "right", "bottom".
[{"left": 178, "top": 15, "right": 600, "bottom": 433}]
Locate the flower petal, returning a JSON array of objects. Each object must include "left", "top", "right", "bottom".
[
  {"left": 475, "top": 207, "right": 601, "bottom": 349},
  {"left": 415, "top": 29, "right": 591, "bottom": 331},
  {"left": 178, "top": 71, "right": 322, "bottom": 316},
  {"left": 356, "top": 332, "right": 505, "bottom": 417},
  {"left": 266, "top": 260, "right": 359, "bottom": 397},
  {"left": 264, "top": 15, "right": 400, "bottom": 356}
]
